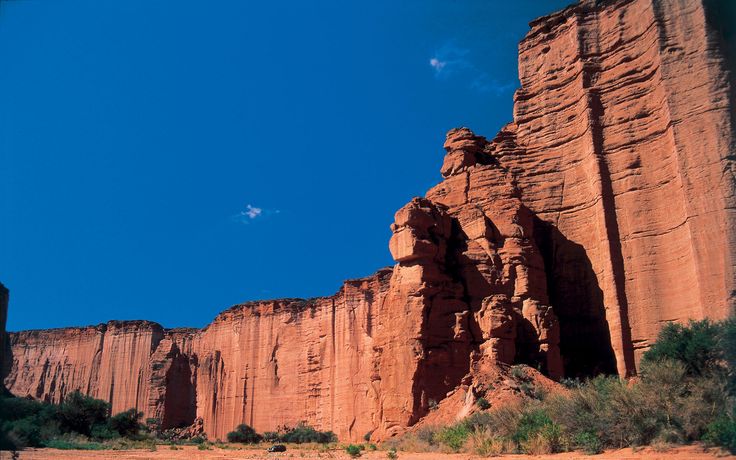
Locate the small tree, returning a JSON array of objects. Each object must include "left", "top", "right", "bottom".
[
  {"left": 57, "top": 391, "right": 109, "bottom": 436},
  {"left": 109, "top": 409, "right": 143, "bottom": 438},
  {"left": 642, "top": 319, "right": 724, "bottom": 376},
  {"left": 226, "top": 424, "right": 261, "bottom": 443},
  {"left": 345, "top": 444, "right": 362, "bottom": 458}
]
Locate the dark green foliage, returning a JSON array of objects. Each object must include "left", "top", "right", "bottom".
[
  {"left": 512, "top": 409, "right": 554, "bottom": 444},
  {"left": 345, "top": 443, "right": 362, "bottom": 457},
  {"left": 108, "top": 409, "right": 142, "bottom": 438},
  {"left": 0, "top": 390, "right": 150, "bottom": 450},
  {"left": 226, "top": 424, "right": 261, "bottom": 444},
  {"left": 277, "top": 422, "right": 336, "bottom": 444},
  {"left": 57, "top": 391, "right": 109, "bottom": 436},
  {"left": 144, "top": 418, "right": 161, "bottom": 434},
  {"left": 90, "top": 424, "right": 116, "bottom": 441},
  {"left": 436, "top": 424, "right": 470, "bottom": 452},
  {"left": 573, "top": 431, "right": 603, "bottom": 454},
  {"left": 642, "top": 319, "right": 724, "bottom": 376},
  {"left": 476, "top": 397, "right": 490, "bottom": 410},
  {"left": 704, "top": 413, "right": 736, "bottom": 454},
  {"left": 363, "top": 430, "right": 373, "bottom": 441}
]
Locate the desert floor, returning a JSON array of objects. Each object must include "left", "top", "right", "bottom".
[{"left": 3, "top": 444, "right": 732, "bottom": 460}]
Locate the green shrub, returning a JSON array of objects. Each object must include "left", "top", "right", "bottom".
[
  {"left": 436, "top": 423, "right": 470, "bottom": 452},
  {"left": 226, "top": 424, "right": 261, "bottom": 443},
  {"left": 262, "top": 431, "right": 279, "bottom": 442},
  {"left": 43, "top": 438, "right": 107, "bottom": 450},
  {"left": 476, "top": 397, "right": 490, "bottom": 410},
  {"left": 189, "top": 435, "right": 206, "bottom": 444},
  {"left": 90, "top": 423, "right": 117, "bottom": 441},
  {"left": 57, "top": 391, "right": 109, "bottom": 436},
  {"left": 109, "top": 409, "right": 142, "bottom": 438},
  {"left": 5, "top": 418, "right": 43, "bottom": 448},
  {"left": 642, "top": 319, "right": 724, "bottom": 376},
  {"left": 278, "top": 422, "right": 336, "bottom": 444},
  {"left": 363, "top": 430, "right": 373, "bottom": 441},
  {"left": 144, "top": 418, "right": 161, "bottom": 434},
  {"left": 513, "top": 408, "right": 553, "bottom": 444},
  {"left": 704, "top": 415, "right": 736, "bottom": 454},
  {"left": 345, "top": 444, "right": 362, "bottom": 457},
  {"left": 573, "top": 431, "right": 603, "bottom": 454},
  {"left": 386, "top": 447, "right": 398, "bottom": 459}
]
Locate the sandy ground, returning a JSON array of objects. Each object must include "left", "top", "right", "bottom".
[{"left": 2, "top": 444, "right": 732, "bottom": 460}]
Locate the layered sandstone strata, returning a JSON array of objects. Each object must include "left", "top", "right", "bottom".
[{"left": 3, "top": 0, "right": 734, "bottom": 443}]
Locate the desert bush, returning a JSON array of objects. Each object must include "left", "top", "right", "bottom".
[
  {"left": 435, "top": 423, "right": 470, "bottom": 452},
  {"left": 465, "top": 426, "right": 507, "bottom": 456},
  {"left": 573, "top": 431, "right": 603, "bottom": 454},
  {"left": 414, "top": 425, "right": 439, "bottom": 446},
  {"left": 386, "top": 447, "right": 398, "bottom": 459},
  {"left": 57, "top": 391, "right": 109, "bottom": 436},
  {"left": 642, "top": 319, "right": 725, "bottom": 377},
  {"left": 345, "top": 443, "right": 362, "bottom": 457},
  {"left": 226, "top": 424, "right": 261, "bottom": 444},
  {"left": 144, "top": 418, "right": 161, "bottom": 434},
  {"left": 278, "top": 422, "right": 336, "bottom": 444},
  {"left": 704, "top": 413, "right": 736, "bottom": 454},
  {"left": 109, "top": 409, "right": 142, "bottom": 438},
  {"left": 476, "top": 397, "right": 490, "bottom": 410}
]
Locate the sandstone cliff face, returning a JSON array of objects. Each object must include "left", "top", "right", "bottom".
[
  {"left": 4, "top": 272, "right": 391, "bottom": 441},
  {"left": 3, "top": 0, "right": 734, "bottom": 443}
]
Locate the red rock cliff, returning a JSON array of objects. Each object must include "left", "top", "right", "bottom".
[{"left": 3, "top": 0, "right": 734, "bottom": 442}]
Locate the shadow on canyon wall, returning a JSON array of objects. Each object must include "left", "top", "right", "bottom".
[{"left": 533, "top": 217, "right": 618, "bottom": 378}]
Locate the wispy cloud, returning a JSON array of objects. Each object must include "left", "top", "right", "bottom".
[
  {"left": 232, "top": 204, "right": 279, "bottom": 224},
  {"left": 429, "top": 57, "right": 446, "bottom": 73},
  {"left": 429, "top": 40, "right": 516, "bottom": 95},
  {"left": 429, "top": 41, "right": 471, "bottom": 78}
]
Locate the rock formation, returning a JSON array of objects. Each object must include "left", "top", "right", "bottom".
[{"left": 2, "top": 0, "right": 734, "bottom": 443}]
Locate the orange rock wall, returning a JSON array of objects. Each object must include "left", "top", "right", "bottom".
[
  {"left": 4, "top": 272, "right": 391, "bottom": 441},
  {"left": 503, "top": 0, "right": 735, "bottom": 375}
]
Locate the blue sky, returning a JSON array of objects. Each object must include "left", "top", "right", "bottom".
[{"left": 0, "top": 0, "right": 571, "bottom": 331}]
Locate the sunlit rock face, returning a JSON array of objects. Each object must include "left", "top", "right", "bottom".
[{"left": 3, "top": 0, "right": 734, "bottom": 442}]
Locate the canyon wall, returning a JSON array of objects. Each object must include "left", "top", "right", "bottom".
[{"left": 3, "top": 0, "right": 734, "bottom": 442}]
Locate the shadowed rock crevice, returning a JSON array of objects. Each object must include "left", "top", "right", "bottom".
[
  {"left": 533, "top": 217, "right": 617, "bottom": 378},
  {"left": 162, "top": 350, "right": 196, "bottom": 429}
]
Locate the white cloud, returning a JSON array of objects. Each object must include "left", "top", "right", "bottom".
[
  {"left": 232, "top": 204, "right": 279, "bottom": 224},
  {"left": 243, "top": 204, "right": 262, "bottom": 219},
  {"left": 429, "top": 57, "right": 446, "bottom": 72},
  {"left": 430, "top": 40, "right": 516, "bottom": 96}
]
